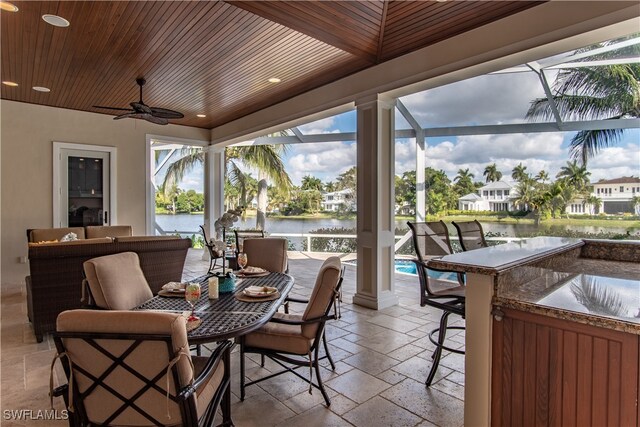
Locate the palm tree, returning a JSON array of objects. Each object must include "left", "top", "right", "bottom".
[
  {"left": 535, "top": 170, "right": 549, "bottom": 184},
  {"left": 511, "top": 163, "right": 528, "bottom": 182},
  {"left": 556, "top": 160, "right": 591, "bottom": 193},
  {"left": 301, "top": 175, "right": 323, "bottom": 191},
  {"left": 483, "top": 163, "right": 503, "bottom": 183},
  {"left": 455, "top": 168, "right": 474, "bottom": 183},
  {"left": 162, "top": 145, "right": 292, "bottom": 230},
  {"left": 526, "top": 35, "right": 640, "bottom": 164},
  {"left": 631, "top": 195, "right": 640, "bottom": 216},
  {"left": 584, "top": 195, "right": 602, "bottom": 215}
]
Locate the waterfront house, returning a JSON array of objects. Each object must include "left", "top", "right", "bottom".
[{"left": 321, "top": 189, "right": 355, "bottom": 212}]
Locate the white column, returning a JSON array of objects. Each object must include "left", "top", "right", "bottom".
[
  {"left": 415, "top": 133, "right": 426, "bottom": 222},
  {"left": 203, "top": 145, "right": 225, "bottom": 260},
  {"left": 353, "top": 95, "right": 399, "bottom": 310},
  {"left": 464, "top": 273, "right": 494, "bottom": 426}
]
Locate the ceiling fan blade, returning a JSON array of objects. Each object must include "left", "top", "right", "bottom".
[
  {"left": 144, "top": 114, "right": 169, "bottom": 125},
  {"left": 113, "top": 112, "right": 168, "bottom": 125},
  {"left": 130, "top": 102, "right": 152, "bottom": 114},
  {"left": 113, "top": 112, "right": 146, "bottom": 120},
  {"left": 93, "top": 105, "right": 134, "bottom": 112},
  {"left": 150, "top": 107, "right": 184, "bottom": 119}
]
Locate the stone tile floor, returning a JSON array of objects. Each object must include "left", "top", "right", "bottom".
[{"left": 1, "top": 249, "right": 465, "bottom": 426}]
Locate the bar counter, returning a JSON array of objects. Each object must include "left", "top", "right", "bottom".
[{"left": 427, "top": 237, "right": 640, "bottom": 426}]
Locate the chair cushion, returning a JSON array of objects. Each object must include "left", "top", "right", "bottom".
[
  {"left": 243, "top": 238, "right": 288, "bottom": 273},
  {"left": 244, "top": 313, "right": 312, "bottom": 355},
  {"left": 302, "top": 257, "right": 341, "bottom": 338},
  {"left": 56, "top": 310, "right": 194, "bottom": 425},
  {"left": 83, "top": 252, "right": 153, "bottom": 310},
  {"left": 192, "top": 356, "right": 225, "bottom": 419},
  {"left": 85, "top": 225, "right": 132, "bottom": 239}
]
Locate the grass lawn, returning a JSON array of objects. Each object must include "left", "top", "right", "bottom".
[{"left": 394, "top": 214, "right": 640, "bottom": 229}]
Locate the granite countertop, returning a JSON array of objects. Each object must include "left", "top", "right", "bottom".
[
  {"left": 495, "top": 259, "right": 640, "bottom": 335},
  {"left": 427, "top": 236, "right": 584, "bottom": 276}
]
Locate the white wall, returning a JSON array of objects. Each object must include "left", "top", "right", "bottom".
[{"left": 1, "top": 100, "right": 210, "bottom": 286}]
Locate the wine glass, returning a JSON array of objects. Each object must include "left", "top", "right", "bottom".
[
  {"left": 237, "top": 252, "right": 248, "bottom": 272},
  {"left": 185, "top": 282, "right": 201, "bottom": 321}
]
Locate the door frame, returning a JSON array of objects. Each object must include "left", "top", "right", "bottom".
[
  {"left": 53, "top": 142, "right": 117, "bottom": 228},
  {"left": 145, "top": 134, "right": 208, "bottom": 235}
]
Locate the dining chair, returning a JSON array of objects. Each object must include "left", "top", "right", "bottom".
[
  {"left": 234, "top": 229, "right": 264, "bottom": 256},
  {"left": 52, "top": 309, "right": 233, "bottom": 427},
  {"left": 407, "top": 221, "right": 465, "bottom": 387},
  {"left": 199, "top": 225, "right": 224, "bottom": 274},
  {"left": 242, "top": 237, "right": 288, "bottom": 273},
  {"left": 82, "top": 251, "right": 153, "bottom": 310},
  {"left": 239, "top": 256, "right": 343, "bottom": 406},
  {"left": 452, "top": 219, "right": 488, "bottom": 251}
]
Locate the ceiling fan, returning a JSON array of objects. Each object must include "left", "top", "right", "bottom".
[{"left": 93, "top": 78, "right": 184, "bottom": 125}]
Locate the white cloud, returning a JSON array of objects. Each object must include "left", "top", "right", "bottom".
[
  {"left": 286, "top": 142, "right": 356, "bottom": 184},
  {"left": 297, "top": 117, "right": 338, "bottom": 135},
  {"left": 399, "top": 71, "right": 547, "bottom": 127}
]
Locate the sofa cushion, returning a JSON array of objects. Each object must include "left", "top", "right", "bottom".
[
  {"left": 28, "top": 237, "right": 112, "bottom": 248},
  {"left": 29, "top": 227, "right": 85, "bottom": 243},
  {"left": 114, "top": 235, "right": 181, "bottom": 242},
  {"left": 85, "top": 225, "right": 132, "bottom": 239}
]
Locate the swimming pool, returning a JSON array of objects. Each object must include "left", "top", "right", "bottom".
[{"left": 394, "top": 259, "right": 460, "bottom": 281}]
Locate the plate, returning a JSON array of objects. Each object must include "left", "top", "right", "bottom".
[
  {"left": 162, "top": 282, "right": 186, "bottom": 292},
  {"left": 241, "top": 266, "right": 267, "bottom": 275},
  {"left": 243, "top": 286, "right": 277, "bottom": 297}
]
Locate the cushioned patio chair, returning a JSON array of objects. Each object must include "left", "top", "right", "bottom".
[
  {"left": 82, "top": 252, "right": 153, "bottom": 310},
  {"left": 407, "top": 221, "right": 465, "bottom": 387},
  {"left": 242, "top": 237, "right": 288, "bottom": 273},
  {"left": 239, "top": 257, "right": 343, "bottom": 406},
  {"left": 52, "top": 310, "right": 233, "bottom": 427},
  {"left": 452, "top": 219, "right": 488, "bottom": 251},
  {"left": 234, "top": 229, "right": 264, "bottom": 256}
]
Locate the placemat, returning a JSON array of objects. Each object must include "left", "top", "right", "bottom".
[
  {"left": 235, "top": 290, "right": 281, "bottom": 303},
  {"left": 236, "top": 271, "right": 270, "bottom": 278}
]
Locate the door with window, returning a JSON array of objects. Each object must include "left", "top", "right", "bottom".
[{"left": 54, "top": 143, "right": 115, "bottom": 228}]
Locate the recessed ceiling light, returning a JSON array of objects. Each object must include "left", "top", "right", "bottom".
[
  {"left": 268, "top": 78, "right": 281, "bottom": 83},
  {"left": 197, "top": 114, "right": 206, "bottom": 118},
  {"left": 2, "top": 81, "right": 18, "bottom": 87},
  {"left": 33, "top": 86, "right": 51, "bottom": 92},
  {"left": 0, "top": 1, "right": 18, "bottom": 12},
  {"left": 42, "top": 14, "right": 70, "bottom": 27}
]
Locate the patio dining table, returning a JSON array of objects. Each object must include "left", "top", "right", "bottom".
[{"left": 135, "top": 272, "right": 295, "bottom": 344}]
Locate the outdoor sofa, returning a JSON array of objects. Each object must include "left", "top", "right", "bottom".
[{"left": 26, "top": 226, "right": 191, "bottom": 341}]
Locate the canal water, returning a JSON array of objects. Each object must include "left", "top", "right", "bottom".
[{"left": 156, "top": 214, "right": 639, "bottom": 248}]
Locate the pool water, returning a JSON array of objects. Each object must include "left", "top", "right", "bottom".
[{"left": 394, "top": 259, "right": 460, "bottom": 281}]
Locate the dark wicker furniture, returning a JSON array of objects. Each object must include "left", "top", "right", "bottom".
[
  {"left": 199, "top": 225, "right": 224, "bottom": 273},
  {"left": 27, "top": 237, "right": 191, "bottom": 342},
  {"left": 135, "top": 272, "right": 295, "bottom": 344},
  {"left": 407, "top": 221, "right": 466, "bottom": 387}
]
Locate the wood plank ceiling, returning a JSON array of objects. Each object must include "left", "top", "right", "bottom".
[{"left": 1, "top": 0, "right": 543, "bottom": 129}]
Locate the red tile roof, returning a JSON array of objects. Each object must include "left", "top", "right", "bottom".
[{"left": 593, "top": 177, "right": 640, "bottom": 185}]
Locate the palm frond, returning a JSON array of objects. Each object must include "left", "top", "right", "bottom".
[
  {"left": 570, "top": 276, "right": 628, "bottom": 317},
  {"left": 162, "top": 151, "right": 204, "bottom": 195},
  {"left": 569, "top": 128, "right": 625, "bottom": 165},
  {"left": 235, "top": 145, "right": 293, "bottom": 192}
]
